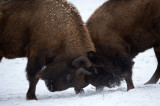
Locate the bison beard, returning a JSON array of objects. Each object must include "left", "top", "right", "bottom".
[{"left": 89, "top": 72, "right": 123, "bottom": 88}]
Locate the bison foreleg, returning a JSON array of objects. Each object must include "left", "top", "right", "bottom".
[
  {"left": 114, "top": 55, "right": 134, "bottom": 90},
  {"left": 124, "top": 71, "right": 134, "bottom": 91},
  {"left": 26, "top": 56, "right": 45, "bottom": 100},
  {"left": 145, "top": 47, "right": 160, "bottom": 84},
  {"left": 123, "top": 59, "right": 134, "bottom": 91}
]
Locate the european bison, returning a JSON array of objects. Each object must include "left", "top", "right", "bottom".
[
  {"left": 0, "top": 0, "right": 97, "bottom": 100},
  {"left": 86, "top": 0, "right": 160, "bottom": 90}
]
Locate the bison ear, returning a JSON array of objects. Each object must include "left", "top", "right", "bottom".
[
  {"left": 72, "top": 56, "right": 92, "bottom": 68},
  {"left": 87, "top": 51, "right": 96, "bottom": 62}
]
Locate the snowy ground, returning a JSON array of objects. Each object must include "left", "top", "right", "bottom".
[{"left": 0, "top": 0, "right": 160, "bottom": 106}]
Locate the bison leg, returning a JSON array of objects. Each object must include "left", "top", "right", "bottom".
[
  {"left": 124, "top": 71, "right": 134, "bottom": 91},
  {"left": 26, "top": 56, "right": 45, "bottom": 100},
  {"left": 123, "top": 60, "right": 134, "bottom": 90},
  {"left": 145, "top": 47, "right": 160, "bottom": 84},
  {"left": 115, "top": 56, "right": 134, "bottom": 90}
]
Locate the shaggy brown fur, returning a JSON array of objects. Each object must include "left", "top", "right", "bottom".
[
  {"left": 0, "top": 0, "right": 96, "bottom": 100},
  {"left": 86, "top": 0, "right": 160, "bottom": 90}
]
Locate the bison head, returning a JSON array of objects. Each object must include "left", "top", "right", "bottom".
[
  {"left": 85, "top": 52, "right": 125, "bottom": 88},
  {"left": 35, "top": 52, "right": 97, "bottom": 92}
]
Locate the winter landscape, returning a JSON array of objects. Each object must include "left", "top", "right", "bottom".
[{"left": 0, "top": 0, "right": 160, "bottom": 106}]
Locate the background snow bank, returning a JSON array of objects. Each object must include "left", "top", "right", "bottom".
[{"left": 0, "top": 0, "right": 160, "bottom": 106}]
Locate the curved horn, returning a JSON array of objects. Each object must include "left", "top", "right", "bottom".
[
  {"left": 76, "top": 68, "right": 93, "bottom": 76},
  {"left": 72, "top": 56, "right": 92, "bottom": 68}
]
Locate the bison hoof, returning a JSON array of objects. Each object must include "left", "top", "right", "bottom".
[
  {"left": 144, "top": 82, "right": 151, "bottom": 85},
  {"left": 144, "top": 81, "right": 157, "bottom": 85},
  {"left": 26, "top": 93, "right": 37, "bottom": 100},
  {"left": 75, "top": 88, "right": 84, "bottom": 94},
  {"left": 127, "top": 86, "right": 134, "bottom": 91}
]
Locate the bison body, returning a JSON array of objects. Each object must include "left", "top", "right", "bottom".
[
  {"left": 0, "top": 0, "right": 96, "bottom": 100},
  {"left": 86, "top": 0, "right": 160, "bottom": 90}
]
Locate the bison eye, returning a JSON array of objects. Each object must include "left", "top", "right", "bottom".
[{"left": 65, "top": 74, "right": 72, "bottom": 83}]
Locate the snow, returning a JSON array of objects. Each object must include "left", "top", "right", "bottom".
[{"left": 0, "top": 0, "right": 160, "bottom": 106}]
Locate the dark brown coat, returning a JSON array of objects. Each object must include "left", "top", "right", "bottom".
[
  {"left": 86, "top": 0, "right": 160, "bottom": 90},
  {"left": 0, "top": 0, "right": 96, "bottom": 100}
]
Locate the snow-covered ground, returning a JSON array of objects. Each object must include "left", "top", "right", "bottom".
[{"left": 0, "top": 0, "right": 160, "bottom": 106}]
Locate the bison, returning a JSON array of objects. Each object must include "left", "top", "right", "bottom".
[
  {"left": 0, "top": 0, "right": 98, "bottom": 100},
  {"left": 86, "top": 0, "right": 160, "bottom": 91}
]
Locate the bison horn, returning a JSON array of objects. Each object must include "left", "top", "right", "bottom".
[
  {"left": 72, "top": 56, "right": 92, "bottom": 68},
  {"left": 76, "top": 68, "right": 93, "bottom": 76}
]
